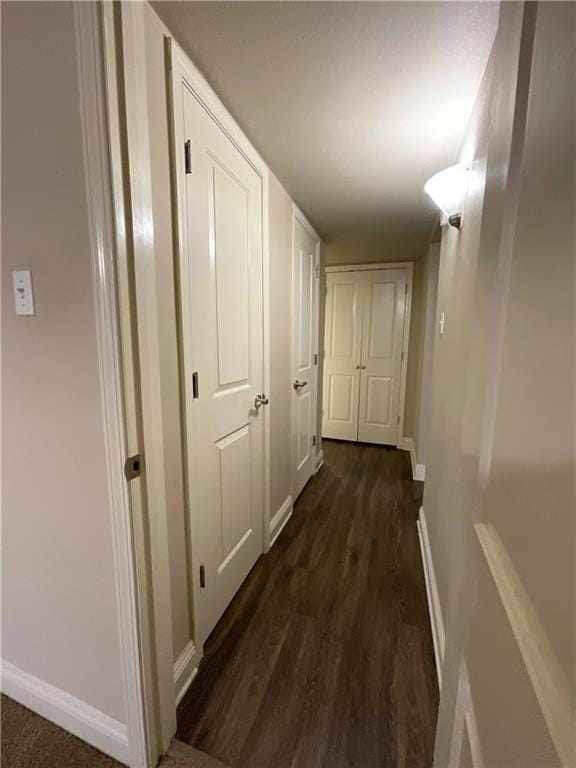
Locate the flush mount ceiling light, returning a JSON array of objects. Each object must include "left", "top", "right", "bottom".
[{"left": 424, "top": 164, "right": 469, "bottom": 229}]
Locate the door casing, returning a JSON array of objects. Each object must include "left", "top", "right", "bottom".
[{"left": 324, "top": 262, "right": 413, "bottom": 447}]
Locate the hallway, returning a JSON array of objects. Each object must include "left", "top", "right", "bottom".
[{"left": 177, "top": 440, "right": 438, "bottom": 768}]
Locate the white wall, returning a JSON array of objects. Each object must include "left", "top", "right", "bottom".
[
  {"left": 415, "top": 243, "right": 440, "bottom": 469},
  {"left": 423, "top": 3, "right": 575, "bottom": 765},
  {"left": 1, "top": 0, "right": 126, "bottom": 727},
  {"left": 268, "top": 174, "right": 294, "bottom": 518}
]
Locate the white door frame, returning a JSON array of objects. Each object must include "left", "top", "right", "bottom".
[
  {"left": 77, "top": 3, "right": 157, "bottom": 766},
  {"left": 324, "top": 262, "right": 413, "bottom": 447},
  {"left": 291, "top": 205, "right": 321, "bottom": 498}
]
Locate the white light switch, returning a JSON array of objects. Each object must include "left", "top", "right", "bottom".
[{"left": 12, "top": 270, "right": 35, "bottom": 316}]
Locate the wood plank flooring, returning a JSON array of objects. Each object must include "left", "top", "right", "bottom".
[{"left": 177, "top": 440, "right": 438, "bottom": 768}]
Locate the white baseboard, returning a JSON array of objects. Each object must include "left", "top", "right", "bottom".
[
  {"left": 173, "top": 640, "right": 201, "bottom": 707},
  {"left": 449, "top": 660, "right": 484, "bottom": 767},
  {"left": 269, "top": 495, "right": 293, "bottom": 547},
  {"left": 1, "top": 660, "right": 129, "bottom": 765},
  {"left": 314, "top": 449, "right": 324, "bottom": 474},
  {"left": 414, "top": 463, "right": 426, "bottom": 482},
  {"left": 417, "top": 507, "right": 445, "bottom": 688},
  {"left": 398, "top": 437, "right": 425, "bottom": 481}
]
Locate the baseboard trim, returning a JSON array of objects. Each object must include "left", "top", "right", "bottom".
[
  {"left": 414, "top": 463, "right": 426, "bottom": 482},
  {"left": 449, "top": 660, "right": 484, "bottom": 767},
  {"left": 314, "top": 449, "right": 324, "bottom": 474},
  {"left": 398, "top": 437, "right": 425, "bottom": 481},
  {"left": 269, "top": 495, "right": 293, "bottom": 547},
  {"left": 1, "top": 660, "right": 129, "bottom": 765},
  {"left": 173, "top": 640, "right": 201, "bottom": 707},
  {"left": 417, "top": 507, "right": 445, "bottom": 688}
]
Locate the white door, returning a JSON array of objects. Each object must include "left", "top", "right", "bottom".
[
  {"left": 292, "top": 215, "right": 319, "bottom": 500},
  {"left": 177, "top": 80, "right": 265, "bottom": 645},
  {"left": 322, "top": 267, "right": 409, "bottom": 446},
  {"left": 322, "top": 271, "right": 364, "bottom": 440},
  {"left": 358, "top": 269, "right": 407, "bottom": 445}
]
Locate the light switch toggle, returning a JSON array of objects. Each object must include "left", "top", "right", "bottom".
[{"left": 12, "top": 270, "right": 35, "bottom": 316}]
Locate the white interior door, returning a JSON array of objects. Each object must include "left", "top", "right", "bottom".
[
  {"left": 291, "top": 214, "right": 318, "bottom": 500},
  {"left": 358, "top": 269, "right": 407, "bottom": 445},
  {"left": 322, "top": 271, "right": 364, "bottom": 440},
  {"left": 176, "top": 78, "right": 265, "bottom": 645}
]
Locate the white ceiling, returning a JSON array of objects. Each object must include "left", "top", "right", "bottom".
[{"left": 152, "top": 1, "right": 498, "bottom": 252}]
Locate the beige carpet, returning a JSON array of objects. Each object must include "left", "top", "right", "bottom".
[{"left": 1, "top": 695, "right": 226, "bottom": 768}]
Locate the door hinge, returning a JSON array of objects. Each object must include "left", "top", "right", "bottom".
[
  {"left": 312, "top": 435, "right": 316, "bottom": 447},
  {"left": 192, "top": 371, "right": 199, "bottom": 399},
  {"left": 397, "top": 415, "right": 400, "bottom": 425},
  {"left": 199, "top": 565, "right": 206, "bottom": 588},
  {"left": 401, "top": 350, "right": 404, "bottom": 362},
  {"left": 315, "top": 264, "right": 320, "bottom": 278},
  {"left": 184, "top": 140, "right": 192, "bottom": 174},
  {"left": 314, "top": 352, "right": 318, "bottom": 366},
  {"left": 405, "top": 283, "right": 408, "bottom": 295},
  {"left": 124, "top": 453, "right": 143, "bottom": 481}
]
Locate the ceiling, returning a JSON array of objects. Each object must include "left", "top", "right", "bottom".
[{"left": 152, "top": 1, "right": 498, "bottom": 253}]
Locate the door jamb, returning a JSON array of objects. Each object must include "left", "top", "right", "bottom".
[
  {"left": 324, "top": 262, "right": 413, "bottom": 447},
  {"left": 76, "top": 3, "right": 157, "bottom": 765},
  {"left": 290, "top": 205, "right": 322, "bottom": 500}
]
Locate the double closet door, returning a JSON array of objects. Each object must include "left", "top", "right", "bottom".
[{"left": 322, "top": 266, "right": 410, "bottom": 446}]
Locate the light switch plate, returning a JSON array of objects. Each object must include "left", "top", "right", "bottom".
[{"left": 12, "top": 270, "right": 35, "bottom": 316}]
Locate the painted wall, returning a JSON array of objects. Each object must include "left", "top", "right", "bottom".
[
  {"left": 1, "top": 1, "right": 126, "bottom": 723},
  {"left": 324, "top": 239, "right": 426, "bottom": 453},
  {"left": 415, "top": 243, "right": 440, "bottom": 469},
  {"left": 423, "top": 3, "right": 575, "bottom": 765},
  {"left": 268, "top": 174, "right": 294, "bottom": 518}
]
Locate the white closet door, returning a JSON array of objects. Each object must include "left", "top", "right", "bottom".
[
  {"left": 357, "top": 269, "right": 406, "bottom": 445},
  {"left": 322, "top": 271, "right": 363, "bottom": 440},
  {"left": 177, "top": 78, "right": 264, "bottom": 646}
]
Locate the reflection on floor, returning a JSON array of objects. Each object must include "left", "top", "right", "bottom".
[{"left": 177, "top": 439, "right": 438, "bottom": 768}]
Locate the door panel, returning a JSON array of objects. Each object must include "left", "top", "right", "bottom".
[
  {"left": 292, "top": 217, "right": 318, "bottom": 499},
  {"left": 330, "top": 283, "right": 357, "bottom": 357},
  {"left": 367, "top": 281, "right": 396, "bottom": 359},
  {"left": 296, "top": 389, "right": 311, "bottom": 471},
  {"left": 213, "top": 164, "right": 250, "bottom": 387},
  {"left": 365, "top": 376, "right": 393, "bottom": 427},
  {"left": 322, "top": 272, "right": 363, "bottom": 440},
  {"left": 216, "top": 425, "right": 251, "bottom": 566},
  {"left": 178, "top": 82, "right": 264, "bottom": 645},
  {"left": 358, "top": 269, "right": 406, "bottom": 445},
  {"left": 327, "top": 374, "right": 355, "bottom": 423}
]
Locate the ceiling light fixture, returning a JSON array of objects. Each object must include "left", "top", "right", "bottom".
[{"left": 424, "top": 164, "right": 469, "bottom": 229}]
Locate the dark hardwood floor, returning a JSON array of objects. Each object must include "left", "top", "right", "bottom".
[{"left": 177, "top": 440, "right": 439, "bottom": 768}]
